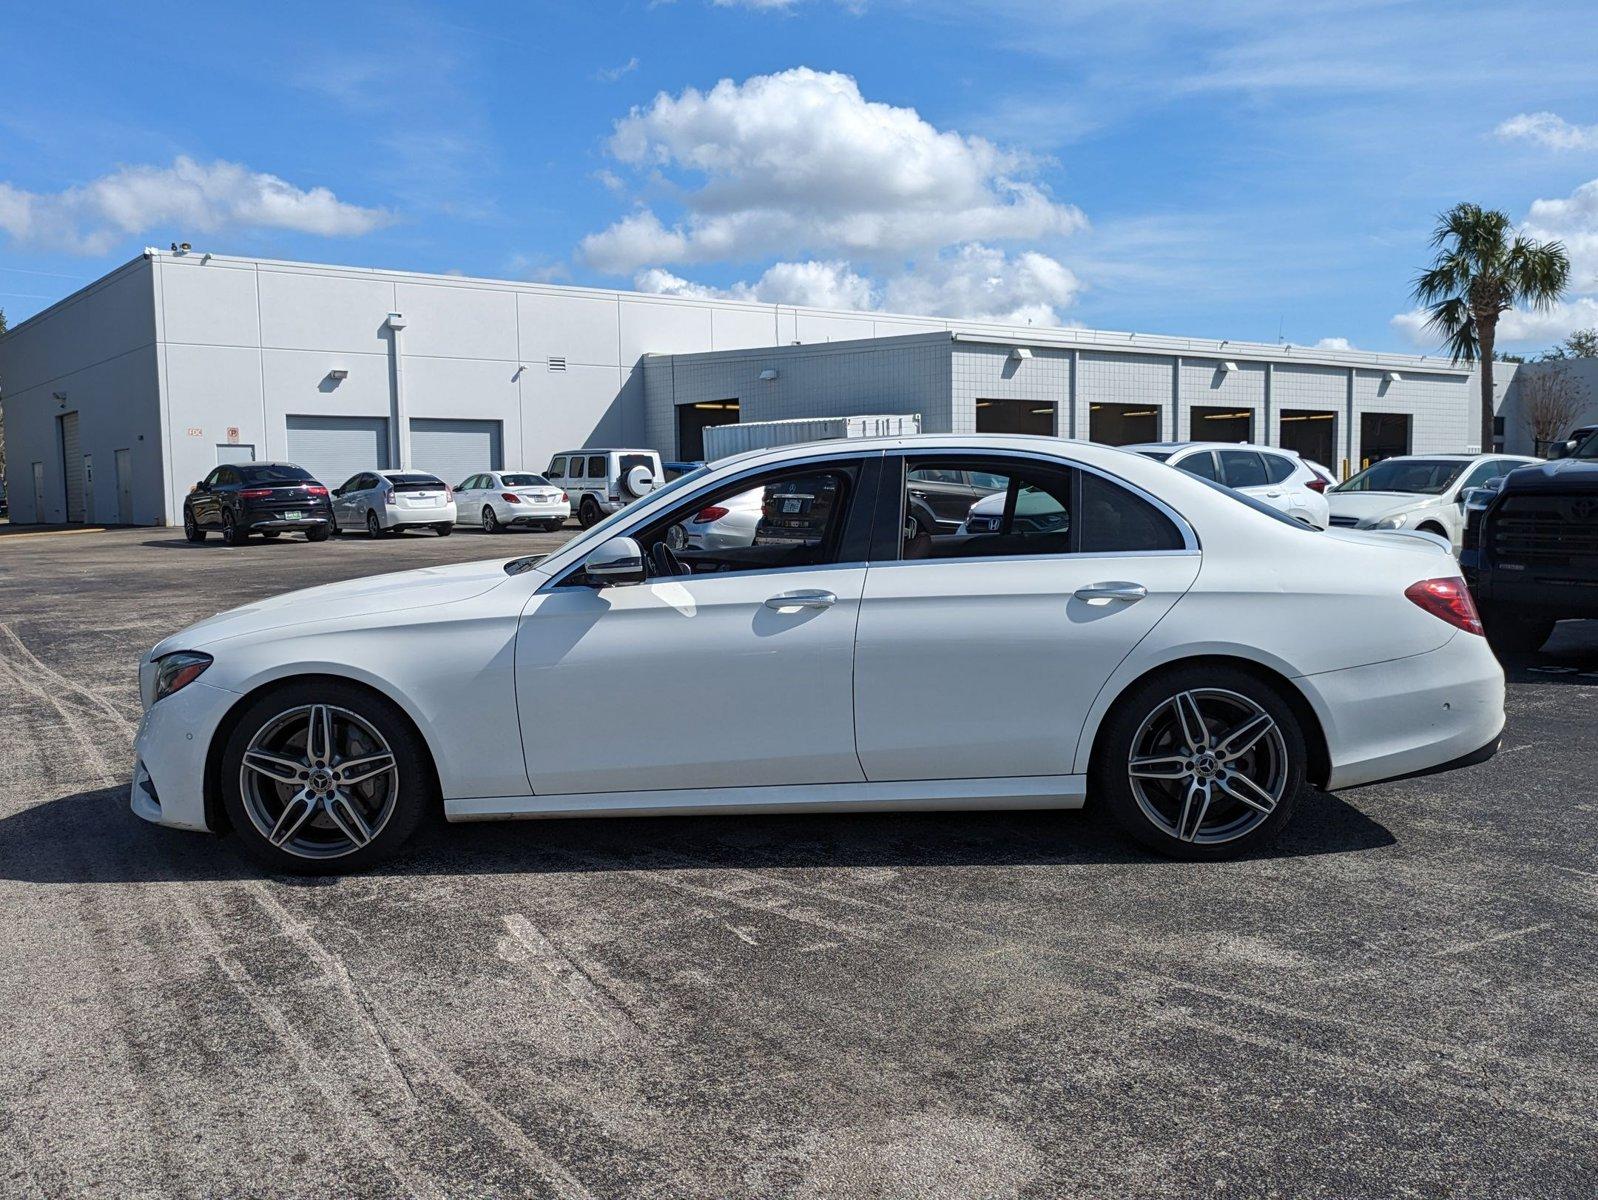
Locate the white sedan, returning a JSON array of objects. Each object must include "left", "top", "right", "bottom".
[
  {"left": 131, "top": 434, "right": 1504, "bottom": 873},
  {"left": 1125, "top": 442, "right": 1330, "bottom": 528},
  {"left": 665, "top": 483, "right": 764, "bottom": 550},
  {"left": 1326, "top": 454, "right": 1538, "bottom": 553},
  {"left": 330, "top": 470, "right": 455, "bottom": 537},
  {"left": 453, "top": 471, "right": 569, "bottom": 533}
]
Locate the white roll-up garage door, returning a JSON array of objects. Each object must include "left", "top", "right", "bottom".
[
  {"left": 409, "top": 419, "right": 503, "bottom": 487},
  {"left": 285, "top": 416, "right": 390, "bottom": 488}
]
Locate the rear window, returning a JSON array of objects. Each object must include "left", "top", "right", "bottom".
[
  {"left": 239, "top": 464, "right": 313, "bottom": 484},
  {"left": 501, "top": 473, "right": 550, "bottom": 487},
  {"left": 387, "top": 473, "right": 446, "bottom": 492},
  {"left": 618, "top": 454, "right": 654, "bottom": 477},
  {"left": 1262, "top": 454, "right": 1296, "bottom": 484}
]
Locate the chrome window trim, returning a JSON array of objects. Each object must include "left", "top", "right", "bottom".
[
  {"left": 538, "top": 559, "right": 872, "bottom": 595},
  {"left": 881, "top": 446, "right": 1201, "bottom": 556},
  {"left": 537, "top": 448, "right": 883, "bottom": 592}
]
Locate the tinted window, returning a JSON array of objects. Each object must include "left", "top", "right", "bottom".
[
  {"left": 216, "top": 467, "right": 240, "bottom": 487},
  {"left": 203, "top": 468, "right": 226, "bottom": 488},
  {"left": 1261, "top": 454, "right": 1296, "bottom": 484},
  {"left": 1079, "top": 471, "right": 1185, "bottom": 553},
  {"left": 619, "top": 454, "right": 654, "bottom": 478},
  {"left": 1458, "top": 460, "right": 1505, "bottom": 492},
  {"left": 910, "top": 467, "right": 964, "bottom": 485},
  {"left": 587, "top": 455, "right": 606, "bottom": 478},
  {"left": 569, "top": 458, "right": 585, "bottom": 479},
  {"left": 501, "top": 473, "right": 550, "bottom": 488},
  {"left": 239, "top": 463, "right": 314, "bottom": 484},
  {"left": 548, "top": 457, "right": 567, "bottom": 477},
  {"left": 388, "top": 473, "right": 444, "bottom": 486},
  {"left": 1333, "top": 458, "right": 1467, "bottom": 494},
  {"left": 900, "top": 459, "right": 1073, "bottom": 560},
  {"left": 1218, "top": 450, "right": 1269, "bottom": 488},
  {"left": 1174, "top": 452, "right": 1218, "bottom": 481}
]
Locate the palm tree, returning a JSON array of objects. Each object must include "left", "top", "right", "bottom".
[{"left": 1413, "top": 203, "right": 1569, "bottom": 453}]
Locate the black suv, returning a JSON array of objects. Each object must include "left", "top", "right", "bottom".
[
  {"left": 184, "top": 462, "right": 334, "bottom": 546},
  {"left": 1462, "top": 429, "right": 1598, "bottom": 652}
]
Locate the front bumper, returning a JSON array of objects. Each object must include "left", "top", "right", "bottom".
[
  {"left": 1466, "top": 563, "right": 1598, "bottom": 619},
  {"left": 129, "top": 679, "right": 240, "bottom": 832},
  {"left": 1300, "top": 633, "right": 1505, "bottom": 791}
]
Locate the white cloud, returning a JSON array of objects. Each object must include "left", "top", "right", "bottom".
[
  {"left": 595, "top": 56, "right": 640, "bottom": 83},
  {"left": 1524, "top": 177, "right": 1598, "bottom": 293},
  {"left": 1495, "top": 111, "right": 1598, "bottom": 151},
  {"left": 634, "top": 243, "right": 1078, "bottom": 326},
  {"left": 1313, "top": 336, "right": 1353, "bottom": 351},
  {"left": 0, "top": 157, "right": 391, "bottom": 255},
  {"left": 581, "top": 68, "right": 1084, "bottom": 272}
]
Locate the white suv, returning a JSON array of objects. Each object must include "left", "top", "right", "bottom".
[
  {"left": 545, "top": 449, "right": 663, "bottom": 528},
  {"left": 1126, "top": 442, "right": 1330, "bottom": 529}
]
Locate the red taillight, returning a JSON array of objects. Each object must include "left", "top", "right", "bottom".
[
  {"left": 694, "top": 505, "right": 729, "bottom": 523},
  {"left": 305, "top": 485, "right": 328, "bottom": 497},
  {"left": 560, "top": 491, "right": 568, "bottom": 502},
  {"left": 382, "top": 487, "right": 396, "bottom": 506},
  {"left": 238, "top": 488, "right": 272, "bottom": 500},
  {"left": 1305, "top": 477, "right": 1328, "bottom": 493},
  {"left": 501, "top": 492, "right": 521, "bottom": 504},
  {"left": 1404, "top": 577, "right": 1483, "bottom": 636}
]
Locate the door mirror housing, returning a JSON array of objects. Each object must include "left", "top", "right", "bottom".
[
  {"left": 1549, "top": 439, "right": 1575, "bottom": 460},
  {"left": 584, "top": 536, "right": 647, "bottom": 586}
]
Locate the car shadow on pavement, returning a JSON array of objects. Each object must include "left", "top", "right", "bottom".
[{"left": 0, "top": 785, "right": 1394, "bottom": 886}]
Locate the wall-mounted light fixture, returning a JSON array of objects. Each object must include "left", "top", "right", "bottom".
[
  {"left": 1384, "top": 371, "right": 1402, "bottom": 383},
  {"left": 1219, "top": 360, "right": 1239, "bottom": 373},
  {"left": 384, "top": 312, "right": 407, "bottom": 331},
  {"left": 327, "top": 368, "right": 350, "bottom": 381},
  {"left": 758, "top": 368, "right": 778, "bottom": 381},
  {"left": 52, "top": 391, "right": 68, "bottom": 406},
  {"left": 1010, "top": 347, "right": 1034, "bottom": 361}
]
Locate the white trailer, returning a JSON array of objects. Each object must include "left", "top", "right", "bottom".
[{"left": 702, "top": 414, "right": 922, "bottom": 460}]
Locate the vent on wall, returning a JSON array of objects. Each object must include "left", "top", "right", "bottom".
[{"left": 548, "top": 356, "right": 567, "bottom": 372}]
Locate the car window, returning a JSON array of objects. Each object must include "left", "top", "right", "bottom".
[
  {"left": 909, "top": 467, "right": 965, "bottom": 485},
  {"left": 899, "top": 458, "right": 1073, "bottom": 560},
  {"left": 240, "top": 463, "right": 314, "bottom": 485},
  {"left": 548, "top": 457, "right": 567, "bottom": 478},
  {"left": 1261, "top": 454, "right": 1296, "bottom": 484},
  {"left": 458, "top": 475, "right": 480, "bottom": 491},
  {"left": 1079, "top": 471, "right": 1185, "bottom": 553},
  {"left": 1174, "top": 452, "right": 1219, "bottom": 482},
  {"left": 569, "top": 458, "right": 585, "bottom": 479},
  {"left": 1456, "top": 461, "right": 1503, "bottom": 492},
  {"left": 618, "top": 454, "right": 654, "bottom": 478},
  {"left": 1218, "top": 450, "right": 1269, "bottom": 488},
  {"left": 501, "top": 473, "right": 550, "bottom": 488},
  {"left": 203, "top": 468, "right": 225, "bottom": 489},
  {"left": 588, "top": 455, "right": 607, "bottom": 478},
  {"left": 1332, "top": 458, "right": 1467, "bottom": 494},
  {"left": 215, "top": 467, "right": 238, "bottom": 487},
  {"left": 968, "top": 471, "right": 1008, "bottom": 491},
  {"left": 623, "top": 464, "right": 858, "bottom": 579}
]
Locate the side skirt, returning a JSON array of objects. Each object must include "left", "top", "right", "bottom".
[{"left": 445, "top": 774, "right": 1088, "bottom": 822}]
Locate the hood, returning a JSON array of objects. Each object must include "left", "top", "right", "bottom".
[
  {"left": 1324, "top": 491, "right": 1441, "bottom": 522},
  {"left": 149, "top": 557, "right": 520, "bottom": 658},
  {"left": 1500, "top": 457, "right": 1598, "bottom": 495}
]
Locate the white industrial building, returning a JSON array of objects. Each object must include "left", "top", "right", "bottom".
[{"left": 1, "top": 248, "right": 1486, "bottom": 526}]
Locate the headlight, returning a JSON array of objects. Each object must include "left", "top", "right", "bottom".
[
  {"left": 152, "top": 651, "right": 213, "bottom": 703},
  {"left": 1372, "top": 513, "right": 1409, "bottom": 531}
]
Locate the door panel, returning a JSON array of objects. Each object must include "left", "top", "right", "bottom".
[
  {"left": 517, "top": 566, "right": 867, "bottom": 795},
  {"left": 854, "top": 554, "right": 1200, "bottom": 780}
]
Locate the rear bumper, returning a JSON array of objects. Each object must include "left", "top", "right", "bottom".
[
  {"left": 500, "top": 502, "right": 569, "bottom": 524},
  {"left": 240, "top": 505, "right": 332, "bottom": 530},
  {"left": 1299, "top": 633, "right": 1505, "bottom": 791},
  {"left": 385, "top": 508, "right": 454, "bottom": 526}
]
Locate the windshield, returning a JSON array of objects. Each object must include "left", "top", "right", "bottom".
[
  {"left": 1332, "top": 458, "right": 1467, "bottom": 495},
  {"left": 501, "top": 473, "right": 550, "bottom": 487},
  {"left": 240, "top": 463, "right": 313, "bottom": 484},
  {"left": 1575, "top": 430, "right": 1598, "bottom": 459}
]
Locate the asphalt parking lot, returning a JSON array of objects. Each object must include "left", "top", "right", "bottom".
[{"left": 1, "top": 523, "right": 1595, "bottom": 1199}]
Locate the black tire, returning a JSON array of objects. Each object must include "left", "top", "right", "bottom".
[
  {"left": 366, "top": 510, "right": 383, "bottom": 539},
  {"left": 260, "top": 530, "right": 281, "bottom": 539},
  {"left": 1484, "top": 610, "right": 1555, "bottom": 655},
  {"left": 543, "top": 520, "right": 565, "bottom": 532},
  {"left": 578, "top": 497, "right": 601, "bottom": 528},
  {"left": 305, "top": 526, "right": 331, "bottom": 543},
  {"left": 1091, "top": 665, "right": 1305, "bottom": 860},
  {"left": 183, "top": 508, "right": 206, "bottom": 542},
  {"left": 219, "top": 679, "right": 434, "bottom": 875},
  {"left": 434, "top": 523, "right": 453, "bottom": 537},
  {"left": 221, "top": 510, "right": 248, "bottom": 547},
  {"left": 482, "top": 506, "right": 501, "bottom": 534}
]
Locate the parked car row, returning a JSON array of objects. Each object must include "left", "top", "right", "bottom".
[{"left": 182, "top": 447, "right": 667, "bottom": 546}]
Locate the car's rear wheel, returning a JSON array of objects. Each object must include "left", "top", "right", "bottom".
[
  {"left": 1093, "top": 666, "right": 1304, "bottom": 859},
  {"left": 366, "top": 510, "right": 383, "bottom": 539},
  {"left": 542, "top": 520, "right": 565, "bottom": 532},
  {"left": 220, "top": 681, "right": 432, "bottom": 874},
  {"left": 183, "top": 509, "right": 206, "bottom": 542},
  {"left": 221, "top": 511, "right": 248, "bottom": 546},
  {"left": 1483, "top": 609, "right": 1555, "bottom": 655},
  {"left": 579, "top": 497, "right": 601, "bottom": 528},
  {"left": 482, "top": 506, "right": 501, "bottom": 533},
  {"left": 434, "top": 522, "right": 453, "bottom": 537},
  {"left": 306, "top": 526, "right": 331, "bottom": 543},
  {"left": 260, "top": 530, "right": 281, "bottom": 539}
]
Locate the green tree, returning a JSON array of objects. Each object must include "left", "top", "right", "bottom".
[
  {"left": 1413, "top": 203, "right": 1570, "bottom": 452},
  {"left": 1542, "top": 327, "right": 1598, "bottom": 360}
]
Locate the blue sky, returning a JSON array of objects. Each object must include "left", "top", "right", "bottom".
[{"left": 3, "top": 0, "right": 1596, "bottom": 353}]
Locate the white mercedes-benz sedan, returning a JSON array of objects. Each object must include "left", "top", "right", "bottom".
[{"left": 131, "top": 435, "right": 1505, "bottom": 873}]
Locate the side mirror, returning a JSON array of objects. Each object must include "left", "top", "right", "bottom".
[
  {"left": 584, "top": 536, "right": 647, "bottom": 586},
  {"left": 1549, "top": 440, "right": 1574, "bottom": 460},
  {"left": 331, "top": 487, "right": 343, "bottom": 497}
]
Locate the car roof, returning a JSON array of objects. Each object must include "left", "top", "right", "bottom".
[
  {"left": 378, "top": 468, "right": 445, "bottom": 477},
  {"left": 1122, "top": 441, "right": 1301, "bottom": 456}
]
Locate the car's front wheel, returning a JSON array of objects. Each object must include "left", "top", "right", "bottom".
[
  {"left": 183, "top": 508, "right": 206, "bottom": 542},
  {"left": 221, "top": 510, "right": 248, "bottom": 547},
  {"left": 1093, "top": 666, "right": 1304, "bottom": 859},
  {"left": 219, "top": 681, "right": 432, "bottom": 873}
]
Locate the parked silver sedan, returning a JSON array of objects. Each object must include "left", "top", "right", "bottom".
[
  {"left": 453, "top": 471, "right": 570, "bottom": 533},
  {"left": 331, "top": 470, "right": 455, "bottom": 537}
]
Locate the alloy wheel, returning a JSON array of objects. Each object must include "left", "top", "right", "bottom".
[
  {"left": 238, "top": 703, "right": 400, "bottom": 860},
  {"left": 1126, "top": 688, "right": 1288, "bottom": 845}
]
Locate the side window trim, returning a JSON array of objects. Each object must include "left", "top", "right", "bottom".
[{"left": 873, "top": 448, "right": 1198, "bottom": 563}]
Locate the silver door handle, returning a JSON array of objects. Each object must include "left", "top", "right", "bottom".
[
  {"left": 1074, "top": 581, "right": 1147, "bottom": 603},
  {"left": 764, "top": 590, "right": 837, "bottom": 610}
]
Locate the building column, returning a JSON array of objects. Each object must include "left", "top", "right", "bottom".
[
  {"left": 386, "top": 311, "right": 410, "bottom": 468},
  {"left": 1263, "top": 363, "right": 1274, "bottom": 446},
  {"left": 1171, "top": 356, "right": 1182, "bottom": 441},
  {"left": 1345, "top": 367, "right": 1357, "bottom": 475}
]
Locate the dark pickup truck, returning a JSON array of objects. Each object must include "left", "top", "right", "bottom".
[{"left": 1462, "top": 430, "right": 1598, "bottom": 652}]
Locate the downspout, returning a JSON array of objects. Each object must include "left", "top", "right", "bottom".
[{"left": 385, "top": 311, "right": 409, "bottom": 468}]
